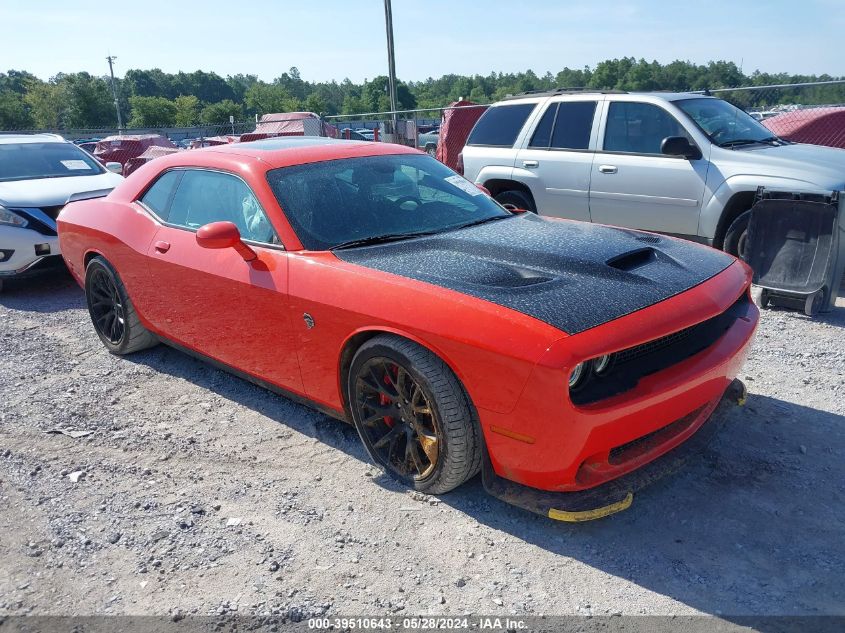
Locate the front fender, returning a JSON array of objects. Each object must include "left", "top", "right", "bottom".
[{"left": 699, "top": 174, "right": 831, "bottom": 240}]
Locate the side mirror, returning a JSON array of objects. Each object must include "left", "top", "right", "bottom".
[
  {"left": 661, "top": 136, "right": 702, "bottom": 160},
  {"left": 105, "top": 161, "right": 123, "bottom": 174},
  {"left": 196, "top": 221, "right": 256, "bottom": 262},
  {"left": 502, "top": 203, "right": 528, "bottom": 214},
  {"left": 475, "top": 184, "right": 492, "bottom": 196}
]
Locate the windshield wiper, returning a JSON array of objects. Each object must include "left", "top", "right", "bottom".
[
  {"left": 330, "top": 230, "right": 440, "bottom": 250},
  {"left": 450, "top": 214, "right": 514, "bottom": 231},
  {"left": 718, "top": 136, "right": 781, "bottom": 148}
]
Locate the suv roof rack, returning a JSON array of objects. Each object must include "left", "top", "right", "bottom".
[{"left": 501, "top": 87, "right": 628, "bottom": 101}]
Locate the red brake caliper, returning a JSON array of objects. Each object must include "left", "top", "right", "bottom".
[{"left": 380, "top": 365, "right": 397, "bottom": 427}]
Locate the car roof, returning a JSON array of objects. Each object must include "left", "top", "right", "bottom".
[
  {"left": 498, "top": 89, "right": 713, "bottom": 104},
  {"left": 0, "top": 133, "right": 67, "bottom": 145},
  {"left": 200, "top": 137, "right": 419, "bottom": 169}
]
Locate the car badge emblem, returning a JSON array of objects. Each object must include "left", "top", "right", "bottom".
[{"left": 303, "top": 313, "right": 315, "bottom": 329}]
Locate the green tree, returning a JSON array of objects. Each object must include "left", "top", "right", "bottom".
[
  {"left": 128, "top": 95, "right": 177, "bottom": 126},
  {"left": 304, "top": 93, "right": 327, "bottom": 115},
  {"left": 60, "top": 73, "right": 115, "bottom": 128},
  {"left": 23, "top": 80, "right": 63, "bottom": 128},
  {"left": 174, "top": 95, "right": 200, "bottom": 126},
  {"left": 0, "top": 91, "right": 33, "bottom": 129},
  {"left": 244, "top": 83, "right": 299, "bottom": 115},
  {"left": 200, "top": 99, "right": 243, "bottom": 124}
]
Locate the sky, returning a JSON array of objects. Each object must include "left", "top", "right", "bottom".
[{"left": 1, "top": 0, "right": 843, "bottom": 83}]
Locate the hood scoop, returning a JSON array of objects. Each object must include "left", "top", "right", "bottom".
[
  {"left": 335, "top": 213, "right": 733, "bottom": 334},
  {"left": 606, "top": 247, "right": 655, "bottom": 272},
  {"left": 430, "top": 259, "right": 556, "bottom": 289}
]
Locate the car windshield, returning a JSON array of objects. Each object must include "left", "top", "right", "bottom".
[
  {"left": 0, "top": 142, "right": 104, "bottom": 182},
  {"left": 266, "top": 153, "right": 511, "bottom": 251},
  {"left": 675, "top": 98, "right": 779, "bottom": 146}
]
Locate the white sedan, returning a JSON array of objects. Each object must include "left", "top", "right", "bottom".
[{"left": 0, "top": 134, "right": 123, "bottom": 290}]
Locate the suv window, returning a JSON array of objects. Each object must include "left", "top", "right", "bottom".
[
  {"left": 139, "top": 170, "right": 182, "bottom": 221},
  {"left": 603, "top": 102, "right": 689, "bottom": 155},
  {"left": 168, "top": 170, "right": 280, "bottom": 245},
  {"left": 551, "top": 102, "right": 596, "bottom": 150},
  {"left": 467, "top": 103, "right": 535, "bottom": 147},
  {"left": 528, "top": 105, "right": 556, "bottom": 148},
  {"left": 529, "top": 102, "right": 597, "bottom": 150}
]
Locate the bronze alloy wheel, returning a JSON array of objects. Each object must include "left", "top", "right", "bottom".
[{"left": 354, "top": 357, "right": 442, "bottom": 481}]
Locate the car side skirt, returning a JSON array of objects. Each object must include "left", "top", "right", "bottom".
[{"left": 158, "top": 336, "right": 349, "bottom": 423}]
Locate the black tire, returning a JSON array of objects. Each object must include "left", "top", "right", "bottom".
[
  {"left": 723, "top": 210, "right": 751, "bottom": 259},
  {"left": 494, "top": 189, "right": 536, "bottom": 213},
  {"left": 347, "top": 334, "right": 482, "bottom": 495},
  {"left": 85, "top": 256, "right": 157, "bottom": 355},
  {"left": 804, "top": 288, "right": 826, "bottom": 317}
]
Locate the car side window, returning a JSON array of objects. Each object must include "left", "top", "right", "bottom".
[
  {"left": 466, "top": 104, "right": 535, "bottom": 147},
  {"left": 139, "top": 170, "right": 182, "bottom": 221},
  {"left": 603, "top": 102, "right": 689, "bottom": 155},
  {"left": 167, "top": 170, "right": 281, "bottom": 245},
  {"left": 551, "top": 101, "right": 597, "bottom": 150},
  {"left": 528, "top": 104, "right": 557, "bottom": 148}
]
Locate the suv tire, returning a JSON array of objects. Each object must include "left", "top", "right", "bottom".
[
  {"left": 494, "top": 190, "right": 536, "bottom": 213},
  {"left": 724, "top": 210, "right": 751, "bottom": 260}
]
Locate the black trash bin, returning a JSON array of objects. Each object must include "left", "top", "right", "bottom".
[{"left": 745, "top": 187, "right": 844, "bottom": 316}]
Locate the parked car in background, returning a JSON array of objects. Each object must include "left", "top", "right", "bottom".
[
  {"left": 417, "top": 127, "right": 439, "bottom": 156},
  {"left": 93, "top": 134, "right": 176, "bottom": 168},
  {"left": 73, "top": 137, "right": 102, "bottom": 155},
  {"left": 0, "top": 134, "right": 122, "bottom": 290},
  {"left": 461, "top": 90, "right": 845, "bottom": 258},
  {"left": 240, "top": 112, "right": 338, "bottom": 142},
  {"left": 340, "top": 128, "right": 369, "bottom": 141},
  {"left": 122, "top": 145, "right": 182, "bottom": 177},
  {"left": 763, "top": 107, "right": 845, "bottom": 149},
  {"left": 188, "top": 135, "right": 239, "bottom": 149},
  {"left": 356, "top": 128, "right": 375, "bottom": 141},
  {"left": 58, "top": 138, "right": 757, "bottom": 520}
]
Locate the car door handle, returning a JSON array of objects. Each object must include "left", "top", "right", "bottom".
[
  {"left": 154, "top": 240, "right": 171, "bottom": 253},
  {"left": 598, "top": 165, "right": 618, "bottom": 174},
  {"left": 523, "top": 160, "right": 539, "bottom": 168}
]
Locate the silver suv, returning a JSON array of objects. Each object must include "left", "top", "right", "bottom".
[{"left": 461, "top": 90, "right": 845, "bottom": 256}]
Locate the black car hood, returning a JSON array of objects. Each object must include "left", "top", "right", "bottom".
[{"left": 334, "top": 214, "right": 734, "bottom": 334}]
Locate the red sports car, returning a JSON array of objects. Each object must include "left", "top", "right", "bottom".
[{"left": 58, "top": 139, "right": 758, "bottom": 521}]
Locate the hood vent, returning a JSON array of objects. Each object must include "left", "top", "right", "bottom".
[{"left": 606, "top": 247, "right": 656, "bottom": 272}]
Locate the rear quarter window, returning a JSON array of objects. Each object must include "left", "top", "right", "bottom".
[{"left": 467, "top": 103, "right": 536, "bottom": 147}]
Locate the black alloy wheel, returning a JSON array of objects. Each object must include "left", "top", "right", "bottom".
[{"left": 88, "top": 266, "right": 126, "bottom": 345}]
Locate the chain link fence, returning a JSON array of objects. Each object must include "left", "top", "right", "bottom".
[
  {"left": 703, "top": 80, "right": 845, "bottom": 148},
  {"left": 324, "top": 103, "right": 489, "bottom": 171},
  {"left": 4, "top": 81, "right": 845, "bottom": 176}
]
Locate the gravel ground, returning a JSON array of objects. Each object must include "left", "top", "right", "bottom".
[{"left": 1, "top": 270, "right": 844, "bottom": 620}]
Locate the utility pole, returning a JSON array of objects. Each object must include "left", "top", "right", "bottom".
[
  {"left": 106, "top": 56, "right": 124, "bottom": 134},
  {"left": 383, "top": 0, "right": 398, "bottom": 130}
]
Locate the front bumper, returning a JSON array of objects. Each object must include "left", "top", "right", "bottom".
[
  {"left": 482, "top": 379, "right": 747, "bottom": 521},
  {"left": 0, "top": 226, "right": 61, "bottom": 278}
]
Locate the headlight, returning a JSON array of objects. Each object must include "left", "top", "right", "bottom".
[
  {"left": 0, "top": 206, "right": 28, "bottom": 228},
  {"left": 594, "top": 354, "right": 613, "bottom": 375},
  {"left": 569, "top": 362, "right": 588, "bottom": 389}
]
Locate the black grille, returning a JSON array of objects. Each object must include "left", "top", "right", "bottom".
[
  {"left": 39, "top": 205, "right": 64, "bottom": 220},
  {"left": 615, "top": 324, "right": 694, "bottom": 365},
  {"left": 10, "top": 208, "right": 58, "bottom": 236},
  {"left": 571, "top": 293, "right": 751, "bottom": 406}
]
